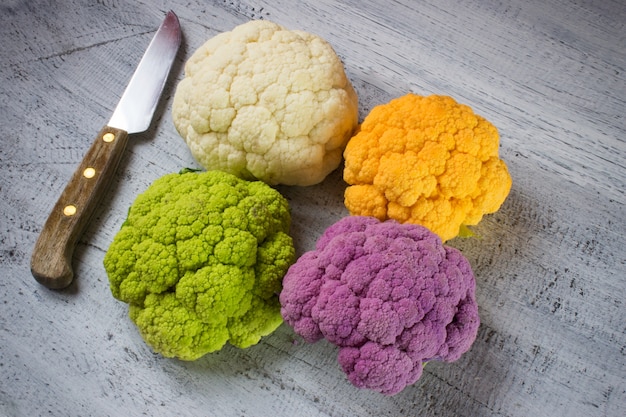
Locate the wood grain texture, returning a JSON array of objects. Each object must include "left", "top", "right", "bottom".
[
  {"left": 1, "top": 0, "right": 624, "bottom": 416},
  {"left": 31, "top": 127, "right": 129, "bottom": 289}
]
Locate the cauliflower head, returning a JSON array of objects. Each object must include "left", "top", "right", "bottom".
[
  {"left": 343, "top": 93, "right": 512, "bottom": 241},
  {"left": 104, "top": 170, "right": 295, "bottom": 360},
  {"left": 172, "top": 20, "right": 359, "bottom": 186},
  {"left": 279, "top": 216, "right": 479, "bottom": 395}
]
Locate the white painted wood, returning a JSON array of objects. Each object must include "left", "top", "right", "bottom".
[{"left": 1, "top": 0, "right": 624, "bottom": 416}]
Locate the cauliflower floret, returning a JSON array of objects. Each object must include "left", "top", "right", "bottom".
[
  {"left": 343, "top": 94, "right": 512, "bottom": 241},
  {"left": 104, "top": 170, "right": 295, "bottom": 360},
  {"left": 172, "top": 20, "right": 359, "bottom": 186},
  {"left": 279, "top": 216, "right": 480, "bottom": 395}
]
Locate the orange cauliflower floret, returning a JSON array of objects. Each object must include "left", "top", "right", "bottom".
[{"left": 343, "top": 94, "right": 512, "bottom": 241}]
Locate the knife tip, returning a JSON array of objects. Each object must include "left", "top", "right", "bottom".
[
  {"left": 166, "top": 10, "right": 178, "bottom": 21},
  {"left": 162, "top": 10, "right": 181, "bottom": 43}
]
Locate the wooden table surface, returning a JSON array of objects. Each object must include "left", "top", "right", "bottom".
[{"left": 1, "top": 1, "right": 624, "bottom": 416}]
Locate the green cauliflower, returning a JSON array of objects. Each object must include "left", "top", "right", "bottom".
[{"left": 103, "top": 170, "right": 295, "bottom": 360}]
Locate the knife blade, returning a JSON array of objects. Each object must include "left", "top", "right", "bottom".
[{"left": 31, "top": 11, "right": 182, "bottom": 289}]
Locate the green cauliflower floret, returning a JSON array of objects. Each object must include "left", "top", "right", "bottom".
[{"left": 104, "top": 170, "right": 295, "bottom": 360}]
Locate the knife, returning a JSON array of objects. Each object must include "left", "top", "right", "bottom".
[{"left": 31, "top": 11, "right": 182, "bottom": 289}]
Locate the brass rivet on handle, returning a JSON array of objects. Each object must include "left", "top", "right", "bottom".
[
  {"left": 102, "top": 132, "right": 115, "bottom": 143},
  {"left": 63, "top": 205, "right": 77, "bottom": 216},
  {"left": 83, "top": 167, "right": 96, "bottom": 178}
]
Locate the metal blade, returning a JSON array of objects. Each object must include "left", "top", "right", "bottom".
[{"left": 108, "top": 11, "right": 181, "bottom": 133}]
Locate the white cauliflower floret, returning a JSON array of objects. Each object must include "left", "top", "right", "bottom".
[{"left": 172, "top": 20, "right": 359, "bottom": 186}]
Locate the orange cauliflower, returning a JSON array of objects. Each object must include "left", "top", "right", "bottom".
[{"left": 343, "top": 94, "right": 512, "bottom": 241}]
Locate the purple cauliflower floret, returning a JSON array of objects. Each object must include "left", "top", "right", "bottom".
[{"left": 279, "top": 216, "right": 480, "bottom": 395}]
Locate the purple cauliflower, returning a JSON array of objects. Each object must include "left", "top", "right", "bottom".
[{"left": 279, "top": 216, "right": 480, "bottom": 395}]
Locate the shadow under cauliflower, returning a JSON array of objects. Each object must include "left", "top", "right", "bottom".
[
  {"left": 104, "top": 170, "right": 295, "bottom": 360},
  {"left": 279, "top": 216, "right": 480, "bottom": 395}
]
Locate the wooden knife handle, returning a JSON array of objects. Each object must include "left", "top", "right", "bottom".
[{"left": 31, "top": 126, "right": 129, "bottom": 289}]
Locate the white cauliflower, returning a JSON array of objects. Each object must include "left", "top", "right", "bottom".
[{"left": 172, "top": 20, "right": 359, "bottom": 186}]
